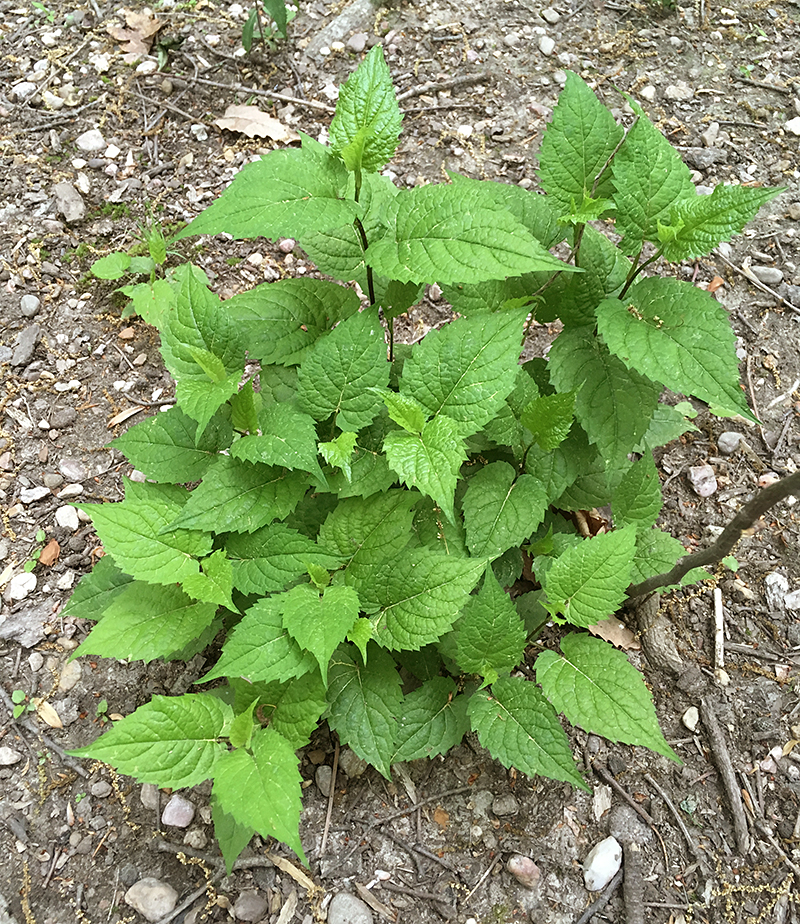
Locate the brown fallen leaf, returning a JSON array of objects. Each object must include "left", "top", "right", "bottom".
[
  {"left": 588, "top": 615, "right": 640, "bottom": 651},
  {"left": 214, "top": 104, "right": 301, "bottom": 142},
  {"left": 34, "top": 699, "right": 64, "bottom": 729},
  {"left": 108, "top": 406, "right": 145, "bottom": 428},
  {"left": 107, "top": 8, "right": 163, "bottom": 60},
  {"left": 433, "top": 806, "right": 449, "bottom": 830},
  {"left": 39, "top": 538, "right": 60, "bottom": 567}
]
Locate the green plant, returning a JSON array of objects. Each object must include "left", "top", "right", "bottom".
[
  {"left": 23, "top": 529, "right": 47, "bottom": 573},
  {"left": 12, "top": 689, "right": 36, "bottom": 720},
  {"left": 95, "top": 698, "right": 110, "bottom": 725},
  {"left": 31, "top": 0, "right": 56, "bottom": 22},
  {"left": 89, "top": 212, "right": 186, "bottom": 322},
  {"left": 242, "top": 0, "right": 296, "bottom": 52},
  {"left": 66, "top": 49, "right": 781, "bottom": 870}
]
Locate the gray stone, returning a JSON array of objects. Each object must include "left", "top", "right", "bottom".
[
  {"left": 541, "top": 7, "right": 561, "bottom": 23},
  {"left": 4, "top": 573, "right": 36, "bottom": 602},
  {"left": 43, "top": 473, "right": 64, "bottom": 488},
  {"left": 140, "top": 783, "right": 160, "bottom": 811},
  {"left": 53, "top": 182, "right": 85, "bottom": 222},
  {"left": 316, "top": 764, "right": 333, "bottom": 797},
  {"left": 0, "top": 747, "right": 23, "bottom": 766},
  {"left": 161, "top": 793, "right": 195, "bottom": 827},
  {"left": 306, "top": 0, "right": 376, "bottom": 57},
  {"left": 788, "top": 203, "right": 800, "bottom": 221},
  {"left": 503, "top": 31, "right": 521, "bottom": 47},
  {"left": 11, "top": 82, "right": 37, "bottom": 100},
  {"left": 20, "top": 295, "right": 41, "bottom": 318},
  {"left": 91, "top": 781, "right": 113, "bottom": 798},
  {"left": 75, "top": 129, "right": 106, "bottom": 153},
  {"left": 233, "top": 891, "right": 268, "bottom": 922},
  {"left": 327, "top": 892, "right": 373, "bottom": 924},
  {"left": 55, "top": 506, "right": 80, "bottom": 531},
  {"left": 0, "top": 600, "right": 52, "bottom": 647},
  {"left": 750, "top": 265, "right": 784, "bottom": 286},
  {"left": 58, "top": 458, "right": 87, "bottom": 481},
  {"left": 58, "top": 659, "right": 82, "bottom": 693},
  {"left": 507, "top": 854, "right": 540, "bottom": 888},
  {"left": 125, "top": 878, "right": 179, "bottom": 923},
  {"left": 718, "top": 431, "right": 742, "bottom": 454},
  {"left": 338, "top": 748, "right": 368, "bottom": 779},
  {"left": 664, "top": 81, "right": 694, "bottom": 101},
  {"left": 50, "top": 407, "right": 77, "bottom": 429},
  {"left": 28, "top": 652, "right": 44, "bottom": 671},
  {"left": 12, "top": 325, "right": 40, "bottom": 366},
  {"left": 492, "top": 793, "right": 519, "bottom": 816},
  {"left": 683, "top": 147, "right": 727, "bottom": 170},
  {"left": 346, "top": 32, "right": 368, "bottom": 53}
]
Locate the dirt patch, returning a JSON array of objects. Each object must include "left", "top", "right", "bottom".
[{"left": 2, "top": 0, "right": 800, "bottom": 921}]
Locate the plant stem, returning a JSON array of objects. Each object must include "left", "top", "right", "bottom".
[{"left": 619, "top": 248, "right": 661, "bottom": 298}]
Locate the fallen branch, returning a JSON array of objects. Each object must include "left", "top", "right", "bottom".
[{"left": 626, "top": 469, "right": 800, "bottom": 601}]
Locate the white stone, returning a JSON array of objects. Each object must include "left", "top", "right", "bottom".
[
  {"left": 688, "top": 464, "right": 717, "bottom": 497},
  {"left": 161, "top": 794, "right": 195, "bottom": 827},
  {"left": 682, "top": 706, "right": 700, "bottom": 732},
  {"left": 6, "top": 572, "right": 36, "bottom": 601},
  {"left": 75, "top": 129, "right": 106, "bottom": 153},
  {"left": 785, "top": 590, "right": 800, "bottom": 610},
  {"left": 104, "top": 144, "right": 121, "bottom": 159},
  {"left": 640, "top": 85, "right": 657, "bottom": 102},
  {"left": 0, "top": 747, "right": 23, "bottom": 766},
  {"left": 785, "top": 117, "right": 800, "bottom": 137},
  {"left": 665, "top": 82, "right": 694, "bottom": 101},
  {"left": 538, "top": 35, "right": 556, "bottom": 56},
  {"left": 125, "top": 879, "right": 179, "bottom": 923},
  {"left": 42, "top": 90, "right": 65, "bottom": 110},
  {"left": 59, "top": 660, "right": 82, "bottom": 693},
  {"left": 327, "top": 892, "right": 373, "bottom": 924},
  {"left": 583, "top": 836, "right": 622, "bottom": 891},
  {"left": 136, "top": 60, "right": 158, "bottom": 75},
  {"left": 541, "top": 7, "right": 561, "bottom": 22},
  {"left": 21, "top": 486, "right": 51, "bottom": 504},
  {"left": 11, "top": 82, "right": 38, "bottom": 100},
  {"left": 58, "top": 484, "right": 84, "bottom": 499}
]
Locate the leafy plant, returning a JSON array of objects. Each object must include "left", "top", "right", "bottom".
[
  {"left": 12, "top": 689, "right": 36, "bottom": 720},
  {"left": 24, "top": 529, "right": 47, "bottom": 573},
  {"left": 89, "top": 212, "right": 190, "bottom": 323},
  {"left": 65, "top": 48, "right": 781, "bottom": 870},
  {"left": 242, "top": 0, "right": 296, "bottom": 52}
]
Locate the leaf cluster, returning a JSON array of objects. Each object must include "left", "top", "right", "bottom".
[{"left": 67, "top": 49, "right": 780, "bottom": 868}]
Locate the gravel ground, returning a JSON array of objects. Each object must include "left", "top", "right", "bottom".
[{"left": 3, "top": 0, "right": 800, "bottom": 921}]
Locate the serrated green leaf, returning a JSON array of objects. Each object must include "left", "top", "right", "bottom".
[
  {"left": 111, "top": 407, "right": 224, "bottom": 484},
  {"left": 520, "top": 392, "right": 575, "bottom": 451},
  {"left": 282, "top": 584, "right": 360, "bottom": 685},
  {"left": 368, "top": 184, "right": 571, "bottom": 284},
  {"left": 60, "top": 556, "right": 134, "bottom": 620},
  {"left": 410, "top": 496, "right": 468, "bottom": 557},
  {"left": 538, "top": 71, "right": 624, "bottom": 217},
  {"left": 92, "top": 252, "right": 131, "bottom": 279},
  {"left": 330, "top": 45, "right": 402, "bottom": 175},
  {"left": 630, "top": 528, "right": 688, "bottom": 586},
  {"left": 524, "top": 425, "right": 595, "bottom": 504},
  {"left": 612, "top": 454, "right": 662, "bottom": 529},
  {"left": 468, "top": 678, "right": 587, "bottom": 788},
  {"left": 297, "top": 307, "right": 388, "bottom": 430},
  {"left": 77, "top": 480, "right": 211, "bottom": 587},
  {"left": 231, "top": 405, "right": 323, "bottom": 480},
  {"left": 72, "top": 581, "right": 218, "bottom": 663},
  {"left": 183, "top": 549, "right": 235, "bottom": 607},
  {"left": 327, "top": 643, "right": 402, "bottom": 777},
  {"left": 536, "top": 633, "right": 678, "bottom": 760},
  {"left": 211, "top": 795, "right": 254, "bottom": 875},
  {"left": 384, "top": 416, "right": 465, "bottom": 524},
  {"left": 325, "top": 445, "right": 396, "bottom": 498},
  {"left": 357, "top": 550, "right": 485, "bottom": 651},
  {"left": 544, "top": 527, "right": 636, "bottom": 628},
  {"left": 203, "top": 595, "right": 317, "bottom": 683},
  {"left": 159, "top": 268, "right": 244, "bottom": 432},
  {"left": 658, "top": 183, "right": 783, "bottom": 262},
  {"left": 175, "top": 142, "right": 356, "bottom": 242},
  {"left": 454, "top": 569, "right": 527, "bottom": 677},
  {"left": 255, "top": 672, "right": 328, "bottom": 749},
  {"left": 122, "top": 278, "right": 176, "bottom": 327},
  {"left": 612, "top": 107, "right": 695, "bottom": 256},
  {"left": 548, "top": 325, "right": 660, "bottom": 465},
  {"left": 392, "top": 677, "right": 469, "bottom": 762},
  {"left": 379, "top": 390, "right": 427, "bottom": 434},
  {"left": 230, "top": 379, "right": 261, "bottom": 433},
  {"left": 224, "top": 278, "right": 360, "bottom": 367},
  {"left": 319, "top": 431, "right": 358, "bottom": 480},
  {"left": 596, "top": 277, "right": 755, "bottom": 420},
  {"left": 400, "top": 309, "right": 528, "bottom": 438},
  {"left": 634, "top": 402, "right": 699, "bottom": 453},
  {"left": 166, "top": 456, "right": 309, "bottom": 534},
  {"left": 213, "top": 728, "right": 305, "bottom": 861},
  {"left": 379, "top": 279, "right": 423, "bottom": 323},
  {"left": 462, "top": 462, "right": 548, "bottom": 559},
  {"left": 68, "top": 694, "right": 231, "bottom": 789},
  {"left": 348, "top": 617, "right": 373, "bottom": 663},
  {"left": 320, "top": 489, "right": 417, "bottom": 583},
  {"left": 228, "top": 699, "right": 258, "bottom": 750}
]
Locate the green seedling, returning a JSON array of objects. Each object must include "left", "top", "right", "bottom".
[
  {"left": 24, "top": 529, "right": 47, "bottom": 573},
  {"left": 242, "top": 0, "right": 297, "bottom": 52},
  {"left": 12, "top": 689, "right": 36, "bottom": 720}
]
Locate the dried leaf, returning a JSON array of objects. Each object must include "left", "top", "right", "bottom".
[
  {"left": 39, "top": 539, "right": 60, "bottom": 567},
  {"left": 707, "top": 275, "right": 725, "bottom": 293},
  {"left": 265, "top": 853, "right": 315, "bottom": 891},
  {"left": 214, "top": 105, "right": 301, "bottom": 142},
  {"left": 107, "top": 8, "right": 163, "bottom": 59},
  {"left": 433, "top": 806, "right": 449, "bottom": 830},
  {"left": 108, "top": 406, "right": 145, "bottom": 428},
  {"left": 588, "top": 616, "right": 640, "bottom": 651},
  {"left": 34, "top": 699, "right": 64, "bottom": 729}
]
